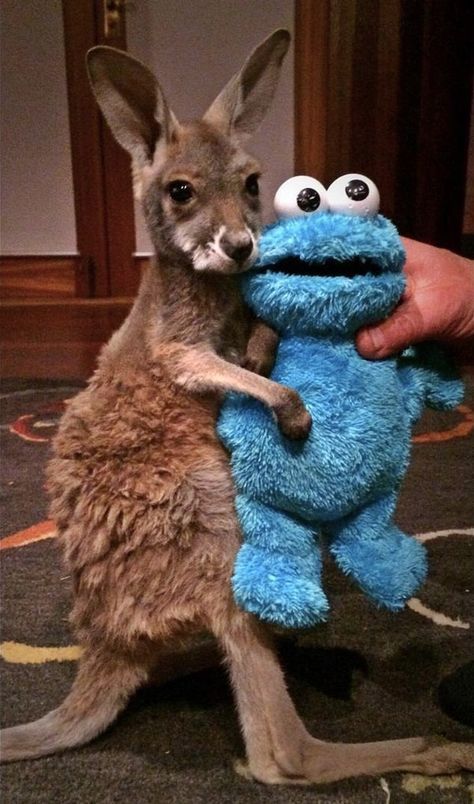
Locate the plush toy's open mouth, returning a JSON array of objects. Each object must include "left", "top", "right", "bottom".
[{"left": 272, "top": 256, "right": 382, "bottom": 279}]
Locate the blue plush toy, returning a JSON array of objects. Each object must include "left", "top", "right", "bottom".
[{"left": 218, "top": 173, "right": 463, "bottom": 629}]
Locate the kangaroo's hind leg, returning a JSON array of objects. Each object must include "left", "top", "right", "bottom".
[
  {"left": 215, "top": 612, "right": 313, "bottom": 784},
  {"left": 215, "top": 611, "right": 474, "bottom": 785},
  {"left": 232, "top": 495, "right": 329, "bottom": 628}
]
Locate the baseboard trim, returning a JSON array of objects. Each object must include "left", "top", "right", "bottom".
[
  {"left": 0, "top": 254, "right": 152, "bottom": 301},
  {"left": 0, "top": 298, "right": 132, "bottom": 379},
  {"left": 0, "top": 255, "right": 80, "bottom": 299}
]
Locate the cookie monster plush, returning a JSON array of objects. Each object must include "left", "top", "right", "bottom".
[{"left": 217, "top": 173, "right": 463, "bottom": 629}]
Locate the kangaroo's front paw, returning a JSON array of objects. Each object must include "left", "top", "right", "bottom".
[
  {"left": 241, "top": 353, "right": 274, "bottom": 378},
  {"left": 275, "top": 388, "right": 312, "bottom": 440}
]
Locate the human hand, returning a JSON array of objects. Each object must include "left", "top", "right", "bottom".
[{"left": 356, "top": 237, "right": 474, "bottom": 359}]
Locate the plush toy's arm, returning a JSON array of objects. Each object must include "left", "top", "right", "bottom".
[
  {"left": 398, "top": 341, "right": 464, "bottom": 418},
  {"left": 241, "top": 318, "right": 279, "bottom": 377}
]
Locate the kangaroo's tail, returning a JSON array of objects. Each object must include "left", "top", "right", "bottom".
[{"left": 0, "top": 647, "right": 148, "bottom": 762}]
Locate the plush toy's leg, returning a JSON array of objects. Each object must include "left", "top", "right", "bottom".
[
  {"left": 326, "top": 493, "right": 427, "bottom": 610},
  {"left": 232, "top": 496, "right": 329, "bottom": 628}
]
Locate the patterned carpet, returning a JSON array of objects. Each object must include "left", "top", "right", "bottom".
[{"left": 1, "top": 378, "right": 473, "bottom": 803}]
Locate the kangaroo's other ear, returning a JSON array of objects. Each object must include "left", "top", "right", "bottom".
[
  {"left": 87, "top": 46, "right": 178, "bottom": 169},
  {"left": 203, "top": 29, "right": 290, "bottom": 139}
]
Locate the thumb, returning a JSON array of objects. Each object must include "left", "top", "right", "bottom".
[{"left": 356, "top": 301, "right": 424, "bottom": 358}]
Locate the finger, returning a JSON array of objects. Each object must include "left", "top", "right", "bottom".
[{"left": 356, "top": 301, "right": 424, "bottom": 358}]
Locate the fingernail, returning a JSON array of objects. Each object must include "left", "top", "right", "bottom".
[
  {"left": 359, "top": 327, "right": 385, "bottom": 355},
  {"left": 368, "top": 328, "right": 385, "bottom": 351}
]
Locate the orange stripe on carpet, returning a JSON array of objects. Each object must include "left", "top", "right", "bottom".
[
  {"left": 0, "top": 520, "right": 57, "bottom": 550},
  {"left": 9, "top": 414, "right": 50, "bottom": 443},
  {"left": 413, "top": 404, "right": 474, "bottom": 444}
]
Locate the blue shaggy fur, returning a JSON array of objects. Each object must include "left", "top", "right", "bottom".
[{"left": 217, "top": 212, "right": 463, "bottom": 629}]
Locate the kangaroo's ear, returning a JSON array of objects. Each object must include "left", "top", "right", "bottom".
[
  {"left": 87, "top": 46, "right": 178, "bottom": 169},
  {"left": 203, "top": 29, "right": 290, "bottom": 139}
]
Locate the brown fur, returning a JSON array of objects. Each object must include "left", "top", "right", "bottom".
[{"left": 1, "top": 31, "right": 473, "bottom": 781}]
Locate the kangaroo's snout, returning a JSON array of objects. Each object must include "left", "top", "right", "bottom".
[{"left": 219, "top": 231, "right": 254, "bottom": 265}]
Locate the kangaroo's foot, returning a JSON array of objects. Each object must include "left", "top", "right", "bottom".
[{"left": 301, "top": 735, "right": 474, "bottom": 783}]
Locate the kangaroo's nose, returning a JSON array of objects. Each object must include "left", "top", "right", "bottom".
[{"left": 220, "top": 232, "right": 253, "bottom": 264}]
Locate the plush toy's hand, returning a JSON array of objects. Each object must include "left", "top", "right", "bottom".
[
  {"left": 408, "top": 342, "right": 464, "bottom": 410},
  {"left": 274, "top": 387, "right": 312, "bottom": 440}
]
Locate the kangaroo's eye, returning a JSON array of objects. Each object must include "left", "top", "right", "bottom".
[
  {"left": 245, "top": 173, "right": 260, "bottom": 196},
  {"left": 273, "top": 176, "right": 328, "bottom": 219},
  {"left": 327, "top": 174, "right": 379, "bottom": 217},
  {"left": 167, "top": 180, "right": 195, "bottom": 204}
]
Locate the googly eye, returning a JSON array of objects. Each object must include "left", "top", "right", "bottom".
[
  {"left": 274, "top": 176, "right": 329, "bottom": 219},
  {"left": 327, "top": 174, "right": 380, "bottom": 217}
]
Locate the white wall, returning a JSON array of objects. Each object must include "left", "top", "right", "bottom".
[
  {"left": 126, "top": 0, "right": 295, "bottom": 253},
  {"left": 0, "top": 0, "right": 76, "bottom": 254}
]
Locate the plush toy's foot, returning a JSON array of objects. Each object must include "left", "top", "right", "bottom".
[
  {"left": 232, "top": 544, "right": 329, "bottom": 628},
  {"left": 233, "top": 496, "right": 329, "bottom": 628},
  {"left": 327, "top": 495, "right": 427, "bottom": 610}
]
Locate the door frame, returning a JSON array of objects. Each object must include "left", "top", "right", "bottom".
[{"left": 62, "top": 0, "right": 137, "bottom": 298}]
